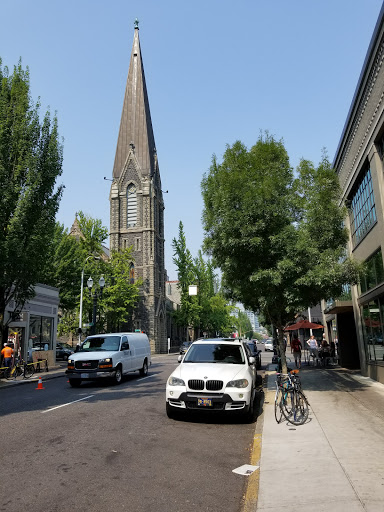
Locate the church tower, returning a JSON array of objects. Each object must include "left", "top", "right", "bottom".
[{"left": 109, "top": 20, "right": 167, "bottom": 353}]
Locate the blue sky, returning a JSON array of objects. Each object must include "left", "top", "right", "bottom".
[{"left": 1, "top": 0, "right": 383, "bottom": 280}]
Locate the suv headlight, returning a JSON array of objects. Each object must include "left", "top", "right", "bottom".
[
  {"left": 226, "top": 379, "right": 249, "bottom": 388},
  {"left": 168, "top": 376, "right": 185, "bottom": 386}
]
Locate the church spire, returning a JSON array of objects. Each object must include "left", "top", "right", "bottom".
[{"left": 112, "top": 21, "right": 156, "bottom": 179}]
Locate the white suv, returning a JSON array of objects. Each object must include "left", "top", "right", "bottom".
[{"left": 166, "top": 338, "right": 257, "bottom": 420}]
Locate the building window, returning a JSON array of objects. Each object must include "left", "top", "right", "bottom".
[
  {"left": 349, "top": 167, "right": 376, "bottom": 247},
  {"left": 135, "top": 237, "right": 141, "bottom": 251},
  {"left": 361, "top": 299, "right": 384, "bottom": 363},
  {"left": 360, "top": 249, "right": 384, "bottom": 294},
  {"left": 29, "top": 315, "right": 53, "bottom": 351},
  {"left": 127, "top": 183, "right": 137, "bottom": 227},
  {"left": 129, "top": 262, "right": 135, "bottom": 284}
]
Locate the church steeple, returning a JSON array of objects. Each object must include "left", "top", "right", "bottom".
[
  {"left": 109, "top": 21, "right": 167, "bottom": 354},
  {"left": 112, "top": 20, "right": 156, "bottom": 179}
]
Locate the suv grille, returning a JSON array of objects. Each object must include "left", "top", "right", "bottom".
[
  {"left": 206, "top": 380, "right": 223, "bottom": 391},
  {"left": 188, "top": 379, "right": 204, "bottom": 390},
  {"left": 188, "top": 379, "right": 224, "bottom": 391}
]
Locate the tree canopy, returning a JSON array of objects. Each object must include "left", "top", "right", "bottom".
[
  {"left": 172, "top": 221, "right": 234, "bottom": 338},
  {"left": 0, "top": 59, "right": 63, "bottom": 342},
  {"left": 201, "top": 134, "right": 360, "bottom": 371}
]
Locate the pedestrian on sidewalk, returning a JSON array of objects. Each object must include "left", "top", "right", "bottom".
[
  {"left": 320, "top": 338, "right": 330, "bottom": 367},
  {"left": 291, "top": 336, "right": 302, "bottom": 368},
  {"left": 330, "top": 339, "right": 336, "bottom": 364},
  {"left": 1, "top": 344, "right": 14, "bottom": 367},
  {"left": 307, "top": 335, "right": 319, "bottom": 366}
]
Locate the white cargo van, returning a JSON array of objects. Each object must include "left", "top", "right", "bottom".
[{"left": 66, "top": 333, "right": 151, "bottom": 387}]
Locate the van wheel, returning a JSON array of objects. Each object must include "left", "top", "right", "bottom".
[
  {"left": 113, "top": 366, "right": 123, "bottom": 385},
  {"left": 69, "top": 379, "right": 81, "bottom": 388},
  {"left": 140, "top": 359, "right": 148, "bottom": 377}
]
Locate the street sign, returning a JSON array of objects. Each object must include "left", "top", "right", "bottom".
[
  {"left": 135, "top": 329, "right": 141, "bottom": 332},
  {"left": 83, "top": 323, "right": 93, "bottom": 328}
]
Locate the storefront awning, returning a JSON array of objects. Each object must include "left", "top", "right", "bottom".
[{"left": 323, "top": 300, "right": 353, "bottom": 315}]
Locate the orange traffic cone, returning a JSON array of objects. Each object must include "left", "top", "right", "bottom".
[{"left": 36, "top": 376, "right": 44, "bottom": 390}]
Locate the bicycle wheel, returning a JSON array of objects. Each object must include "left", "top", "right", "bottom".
[
  {"left": 286, "top": 391, "right": 309, "bottom": 425},
  {"left": 24, "top": 363, "right": 35, "bottom": 379},
  {"left": 281, "top": 389, "right": 295, "bottom": 420},
  {"left": 274, "top": 388, "right": 283, "bottom": 423},
  {"left": 5, "top": 366, "right": 16, "bottom": 380}
]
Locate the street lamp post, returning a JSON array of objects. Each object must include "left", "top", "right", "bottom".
[
  {"left": 87, "top": 276, "right": 105, "bottom": 335},
  {"left": 78, "top": 255, "right": 100, "bottom": 344}
]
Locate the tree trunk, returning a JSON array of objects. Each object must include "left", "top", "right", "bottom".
[{"left": 277, "top": 326, "right": 288, "bottom": 374}]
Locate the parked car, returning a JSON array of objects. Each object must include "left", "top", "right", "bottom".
[
  {"left": 179, "top": 341, "right": 193, "bottom": 355},
  {"left": 66, "top": 332, "right": 151, "bottom": 387},
  {"left": 166, "top": 338, "right": 257, "bottom": 420},
  {"left": 56, "top": 343, "right": 74, "bottom": 361},
  {"left": 245, "top": 341, "right": 262, "bottom": 369}
]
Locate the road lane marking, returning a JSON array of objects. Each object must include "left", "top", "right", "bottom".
[
  {"left": 137, "top": 373, "right": 159, "bottom": 382},
  {"left": 41, "top": 395, "right": 94, "bottom": 413}
]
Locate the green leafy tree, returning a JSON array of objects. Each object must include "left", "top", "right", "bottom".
[
  {"left": 44, "top": 223, "right": 84, "bottom": 311},
  {"left": 0, "top": 59, "right": 63, "bottom": 343},
  {"left": 201, "top": 134, "right": 360, "bottom": 372},
  {"left": 76, "top": 210, "right": 108, "bottom": 255},
  {"left": 232, "top": 310, "right": 253, "bottom": 339},
  {"left": 99, "top": 247, "right": 142, "bottom": 332},
  {"left": 172, "top": 221, "right": 196, "bottom": 334},
  {"left": 172, "top": 222, "right": 234, "bottom": 338}
]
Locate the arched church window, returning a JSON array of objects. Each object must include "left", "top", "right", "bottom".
[
  {"left": 129, "top": 262, "right": 135, "bottom": 284},
  {"left": 127, "top": 183, "right": 137, "bottom": 227}
]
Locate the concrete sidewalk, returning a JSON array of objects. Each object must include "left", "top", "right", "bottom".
[
  {"left": 253, "top": 364, "right": 384, "bottom": 512},
  {"left": 0, "top": 363, "right": 66, "bottom": 389}
]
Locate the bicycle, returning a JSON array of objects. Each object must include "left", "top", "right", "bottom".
[
  {"left": 274, "top": 373, "right": 292, "bottom": 424},
  {"left": 4, "top": 359, "right": 35, "bottom": 380},
  {"left": 274, "top": 371, "right": 309, "bottom": 425}
]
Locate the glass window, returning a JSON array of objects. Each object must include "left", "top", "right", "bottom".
[
  {"left": 361, "top": 299, "right": 384, "bottom": 363},
  {"left": 183, "top": 343, "right": 245, "bottom": 364},
  {"left": 349, "top": 168, "right": 376, "bottom": 246},
  {"left": 127, "top": 183, "right": 137, "bottom": 227},
  {"left": 129, "top": 262, "right": 135, "bottom": 284},
  {"left": 360, "top": 249, "right": 384, "bottom": 294},
  {"left": 80, "top": 336, "right": 121, "bottom": 352},
  {"left": 29, "top": 315, "right": 53, "bottom": 350}
]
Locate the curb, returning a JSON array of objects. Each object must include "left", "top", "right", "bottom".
[
  {"left": 242, "top": 371, "right": 267, "bottom": 512},
  {"left": 0, "top": 369, "right": 66, "bottom": 389}
]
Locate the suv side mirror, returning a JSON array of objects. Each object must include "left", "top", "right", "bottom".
[
  {"left": 248, "top": 356, "right": 255, "bottom": 365},
  {"left": 177, "top": 355, "right": 183, "bottom": 363}
]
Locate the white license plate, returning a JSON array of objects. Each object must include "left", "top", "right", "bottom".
[{"left": 80, "top": 373, "right": 90, "bottom": 378}]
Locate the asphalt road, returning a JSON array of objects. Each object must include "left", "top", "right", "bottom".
[{"left": 0, "top": 353, "right": 270, "bottom": 512}]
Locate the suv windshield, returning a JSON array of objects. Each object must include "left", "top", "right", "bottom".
[
  {"left": 183, "top": 343, "right": 245, "bottom": 364},
  {"left": 79, "top": 336, "right": 121, "bottom": 352}
]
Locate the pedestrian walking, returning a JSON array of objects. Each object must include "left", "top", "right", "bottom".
[
  {"left": 291, "top": 336, "right": 302, "bottom": 368},
  {"left": 1, "top": 344, "right": 14, "bottom": 368},
  {"left": 307, "top": 335, "right": 319, "bottom": 366}
]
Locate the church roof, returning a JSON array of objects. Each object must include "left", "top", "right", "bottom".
[{"left": 113, "top": 22, "right": 156, "bottom": 179}]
